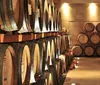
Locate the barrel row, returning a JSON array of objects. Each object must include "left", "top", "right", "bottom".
[
  {"left": 77, "top": 32, "right": 100, "bottom": 45},
  {"left": 72, "top": 45, "right": 100, "bottom": 57},
  {"left": 0, "top": 35, "right": 71, "bottom": 85},
  {"left": 0, "top": 0, "right": 62, "bottom": 33},
  {"left": 84, "top": 22, "right": 100, "bottom": 33}
]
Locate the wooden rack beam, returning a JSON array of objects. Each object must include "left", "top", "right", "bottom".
[{"left": 0, "top": 32, "right": 67, "bottom": 43}]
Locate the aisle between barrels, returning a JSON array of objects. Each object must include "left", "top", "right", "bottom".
[{"left": 63, "top": 57, "right": 100, "bottom": 85}]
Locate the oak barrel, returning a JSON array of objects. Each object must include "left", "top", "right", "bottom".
[
  {"left": 77, "top": 32, "right": 88, "bottom": 44},
  {"left": 96, "top": 23, "right": 100, "bottom": 33},
  {"left": 96, "top": 46, "right": 100, "bottom": 56},
  {"left": 16, "top": 45, "right": 31, "bottom": 85},
  {"left": 34, "top": 0, "right": 43, "bottom": 32},
  {"left": 60, "top": 35, "right": 66, "bottom": 54},
  {"left": 65, "top": 35, "right": 70, "bottom": 50},
  {"left": 84, "top": 23, "right": 94, "bottom": 32},
  {"left": 0, "top": 0, "right": 23, "bottom": 31},
  {"left": 84, "top": 46, "right": 94, "bottom": 56},
  {"left": 59, "top": 55, "right": 66, "bottom": 74},
  {"left": 0, "top": 45, "right": 17, "bottom": 85},
  {"left": 30, "top": 43, "right": 41, "bottom": 83},
  {"left": 72, "top": 45, "right": 83, "bottom": 56},
  {"left": 42, "top": 0, "right": 49, "bottom": 32},
  {"left": 56, "top": 36, "right": 61, "bottom": 56},
  {"left": 46, "top": 40, "right": 52, "bottom": 66},
  {"left": 90, "top": 32, "right": 100, "bottom": 44},
  {"left": 55, "top": 59, "right": 61, "bottom": 84},
  {"left": 50, "top": 39, "right": 56, "bottom": 65}
]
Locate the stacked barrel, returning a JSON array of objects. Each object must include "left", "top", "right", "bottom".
[
  {"left": 73, "top": 22, "right": 100, "bottom": 57},
  {"left": 0, "top": 0, "right": 62, "bottom": 33},
  {"left": 0, "top": 0, "right": 73, "bottom": 85},
  {"left": 0, "top": 34, "right": 72, "bottom": 85}
]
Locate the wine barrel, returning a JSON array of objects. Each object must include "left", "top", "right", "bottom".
[
  {"left": 51, "top": 5, "right": 56, "bottom": 31},
  {"left": 65, "top": 35, "right": 70, "bottom": 51},
  {"left": 18, "top": 0, "right": 33, "bottom": 33},
  {"left": 56, "top": 36, "right": 61, "bottom": 57},
  {"left": 51, "top": 39, "right": 56, "bottom": 64},
  {"left": 54, "top": 37, "right": 58, "bottom": 59},
  {"left": 59, "top": 55, "right": 66, "bottom": 74},
  {"left": 56, "top": 10, "right": 59, "bottom": 31},
  {"left": 84, "top": 46, "right": 94, "bottom": 56},
  {"left": 53, "top": 7, "right": 57, "bottom": 31},
  {"left": 77, "top": 32, "right": 88, "bottom": 44},
  {"left": 60, "top": 35, "right": 66, "bottom": 54},
  {"left": 48, "top": 4, "right": 51, "bottom": 31},
  {"left": 46, "top": 40, "right": 52, "bottom": 66},
  {"left": 33, "top": 0, "right": 43, "bottom": 32},
  {"left": 84, "top": 23, "right": 95, "bottom": 32},
  {"left": 30, "top": 43, "right": 41, "bottom": 83},
  {"left": 58, "top": 11, "right": 62, "bottom": 31},
  {"left": 72, "top": 45, "right": 83, "bottom": 56},
  {"left": 42, "top": 0, "right": 49, "bottom": 32},
  {"left": 96, "top": 46, "right": 100, "bottom": 56},
  {"left": 90, "top": 32, "right": 100, "bottom": 44},
  {"left": 0, "top": 0, "right": 23, "bottom": 32},
  {"left": 48, "top": 4, "right": 55, "bottom": 32},
  {"left": 96, "top": 23, "right": 100, "bottom": 33},
  {"left": 16, "top": 45, "right": 31, "bottom": 85},
  {"left": 43, "top": 66, "right": 58, "bottom": 85},
  {"left": 55, "top": 59, "right": 61, "bottom": 84},
  {"left": 0, "top": 45, "right": 17, "bottom": 85},
  {"left": 38, "top": 40, "right": 47, "bottom": 76},
  {"left": 42, "top": 40, "right": 48, "bottom": 72}
]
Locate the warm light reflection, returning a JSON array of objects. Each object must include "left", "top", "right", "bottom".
[
  {"left": 62, "top": 3, "right": 69, "bottom": 16},
  {"left": 30, "top": 67, "right": 36, "bottom": 83},
  {"left": 71, "top": 83, "right": 76, "bottom": 85},
  {"left": 45, "top": 64, "right": 48, "bottom": 70},
  {"left": 77, "top": 57, "right": 80, "bottom": 60},
  {"left": 48, "top": 73, "right": 53, "bottom": 85},
  {"left": 89, "top": 3, "right": 97, "bottom": 16},
  {"left": 75, "top": 65, "right": 78, "bottom": 69},
  {"left": 77, "top": 61, "right": 79, "bottom": 63}
]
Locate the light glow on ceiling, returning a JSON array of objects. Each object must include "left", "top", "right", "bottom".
[
  {"left": 62, "top": 3, "right": 70, "bottom": 16},
  {"left": 89, "top": 3, "right": 97, "bottom": 16}
]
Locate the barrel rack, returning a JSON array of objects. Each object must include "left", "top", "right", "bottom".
[
  {"left": 0, "top": 0, "right": 74, "bottom": 84},
  {"left": 0, "top": 32, "right": 66, "bottom": 43}
]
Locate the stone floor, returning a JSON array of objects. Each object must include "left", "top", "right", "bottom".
[{"left": 63, "top": 57, "right": 100, "bottom": 85}]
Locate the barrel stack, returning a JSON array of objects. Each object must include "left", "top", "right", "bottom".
[
  {"left": 0, "top": 0, "right": 73, "bottom": 85},
  {"left": 73, "top": 22, "right": 100, "bottom": 57}
]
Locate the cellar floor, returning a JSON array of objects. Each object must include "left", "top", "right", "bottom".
[{"left": 63, "top": 57, "right": 100, "bottom": 85}]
